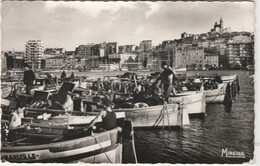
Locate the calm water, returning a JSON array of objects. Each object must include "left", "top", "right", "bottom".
[{"left": 134, "top": 70, "right": 254, "bottom": 164}]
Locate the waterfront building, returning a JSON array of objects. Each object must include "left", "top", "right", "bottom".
[
  {"left": 108, "top": 53, "right": 138, "bottom": 69},
  {"left": 219, "top": 48, "right": 228, "bottom": 69},
  {"left": 75, "top": 44, "right": 93, "bottom": 58},
  {"left": 226, "top": 35, "right": 254, "bottom": 68},
  {"left": 140, "top": 40, "right": 152, "bottom": 52},
  {"left": 45, "top": 56, "right": 65, "bottom": 69},
  {"left": 174, "top": 46, "right": 204, "bottom": 69},
  {"left": 25, "top": 40, "right": 44, "bottom": 69},
  {"left": 85, "top": 56, "right": 101, "bottom": 69},
  {"left": 5, "top": 51, "right": 25, "bottom": 69},
  {"left": 203, "top": 48, "right": 219, "bottom": 68}
]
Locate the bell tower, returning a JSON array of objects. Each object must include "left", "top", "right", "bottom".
[{"left": 220, "top": 17, "right": 223, "bottom": 30}]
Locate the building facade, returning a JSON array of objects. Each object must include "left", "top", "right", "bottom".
[
  {"left": 173, "top": 46, "right": 204, "bottom": 69},
  {"left": 203, "top": 48, "right": 219, "bottom": 68},
  {"left": 5, "top": 51, "right": 25, "bottom": 69},
  {"left": 105, "top": 42, "right": 118, "bottom": 56},
  {"left": 140, "top": 40, "right": 152, "bottom": 52},
  {"left": 45, "top": 56, "right": 65, "bottom": 69},
  {"left": 75, "top": 44, "right": 93, "bottom": 57},
  {"left": 25, "top": 40, "right": 44, "bottom": 69},
  {"left": 226, "top": 36, "right": 254, "bottom": 68},
  {"left": 118, "top": 45, "right": 134, "bottom": 54}
]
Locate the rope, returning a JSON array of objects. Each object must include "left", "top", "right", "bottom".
[
  {"left": 152, "top": 104, "right": 166, "bottom": 128},
  {"left": 131, "top": 130, "right": 138, "bottom": 163},
  {"left": 152, "top": 102, "right": 169, "bottom": 129},
  {"left": 93, "top": 134, "right": 113, "bottom": 163},
  {"left": 165, "top": 102, "right": 171, "bottom": 130},
  {"left": 208, "top": 84, "right": 225, "bottom": 103}
]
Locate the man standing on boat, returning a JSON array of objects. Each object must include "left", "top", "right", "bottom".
[
  {"left": 156, "top": 62, "right": 175, "bottom": 102},
  {"left": 23, "top": 64, "right": 36, "bottom": 95},
  {"left": 61, "top": 70, "right": 67, "bottom": 81},
  {"left": 86, "top": 99, "right": 117, "bottom": 131}
]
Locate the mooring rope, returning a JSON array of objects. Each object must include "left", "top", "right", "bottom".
[
  {"left": 152, "top": 103, "right": 167, "bottom": 128},
  {"left": 208, "top": 84, "right": 225, "bottom": 103},
  {"left": 93, "top": 134, "right": 113, "bottom": 163}
]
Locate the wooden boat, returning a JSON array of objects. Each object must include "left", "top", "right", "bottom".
[
  {"left": 113, "top": 103, "right": 190, "bottom": 128},
  {"left": 221, "top": 74, "right": 238, "bottom": 83},
  {"left": 1, "top": 83, "right": 13, "bottom": 98},
  {"left": 168, "top": 91, "right": 206, "bottom": 115},
  {"left": 1, "top": 110, "right": 137, "bottom": 163},
  {"left": 1, "top": 128, "right": 123, "bottom": 163},
  {"left": 204, "top": 83, "right": 227, "bottom": 104}
]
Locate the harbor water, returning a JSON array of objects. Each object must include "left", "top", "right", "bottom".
[{"left": 134, "top": 70, "right": 254, "bottom": 164}]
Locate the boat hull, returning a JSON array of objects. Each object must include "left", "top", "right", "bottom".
[
  {"left": 204, "top": 83, "right": 227, "bottom": 103},
  {"left": 113, "top": 104, "right": 190, "bottom": 128},
  {"left": 169, "top": 92, "right": 206, "bottom": 115},
  {"left": 1, "top": 128, "right": 122, "bottom": 163},
  {"left": 221, "top": 75, "right": 237, "bottom": 82}
]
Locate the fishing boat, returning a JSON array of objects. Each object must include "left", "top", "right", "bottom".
[
  {"left": 1, "top": 83, "right": 13, "bottom": 98},
  {"left": 1, "top": 128, "right": 123, "bottom": 163},
  {"left": 169, "top": 91, "right": 206, "bottom": 115},
  {"left": 113, "top": 103, "right": 190, "bottom": 128},
  {"left": 221, "top": 74, "right": 238, "bottom": 83},
  {"left": 1, "top": 107, "right": 137, "bottom": 163},
  {"left": 204, "top": 83, "right": 227, "bottom": 104}
]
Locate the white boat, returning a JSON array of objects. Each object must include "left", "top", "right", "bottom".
[
  {"left": 169, "top": 91, "right": 206, "bottom": 115},
  {"left": 113, "top": 103, "right": 190, "bottom": 128}
]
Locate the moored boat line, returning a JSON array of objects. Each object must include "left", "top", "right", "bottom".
[{"left": 1, "top": 71, "right": 241, "bottom": 163}]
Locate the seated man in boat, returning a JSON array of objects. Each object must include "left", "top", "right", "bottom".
[
  {"left": 87, "top": 99, "right": 117, "bottom": 131},
  {"left": 214, "top": 73, "right": 223, "bottom": 83},
  {"left": 8, "top": 102, "right": 28, "bottom": 142},
  {"left": 62, "top": 91, "right": 74, "bottom": 112},
  {"left": 133, "top": 84, "right": 146, "bottom": 103}
]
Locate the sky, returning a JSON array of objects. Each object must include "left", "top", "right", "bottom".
[{"left": 1, "top": 1, "right": 255, "bottom": 51}]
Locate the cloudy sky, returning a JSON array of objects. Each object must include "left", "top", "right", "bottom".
[{"left": 2, "top": 1, "right": 254, "bottom": 51}]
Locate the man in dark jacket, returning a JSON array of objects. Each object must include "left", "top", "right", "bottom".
[
  {"left": 156, "top": 62, "right": 175, "bottom": 102},
  {"left": 23, "top": 65, "right": 36, "bottom": 95}
]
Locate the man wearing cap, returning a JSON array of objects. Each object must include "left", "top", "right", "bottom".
[
  {"left": 23, "top": 65, "right": 36, "bottom": 95},
  {"left": 156, "top": 62, "right": 175, "bottom": 102},
  {"left": 87, "top": 99, "right": 117, "bottom": 131}
]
